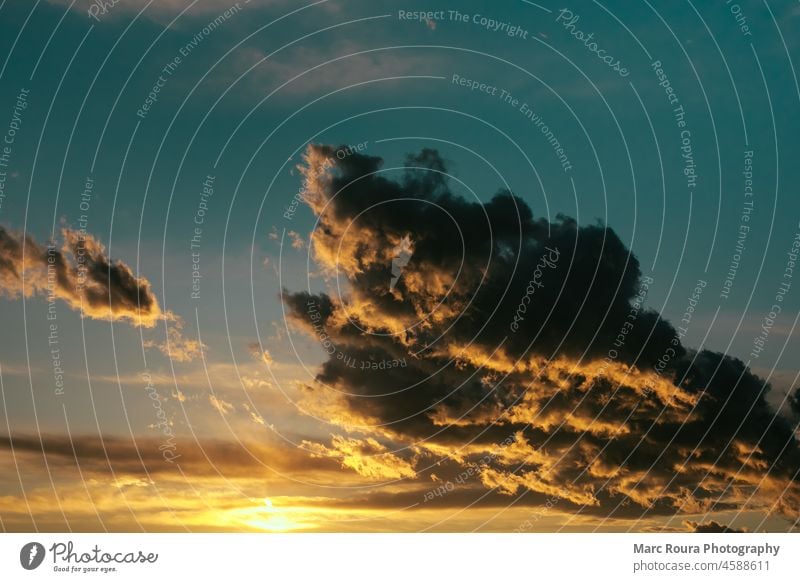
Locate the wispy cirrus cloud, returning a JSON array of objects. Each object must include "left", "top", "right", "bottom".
[{"left": 220, "top": 40, "right": 444, "bottom": 98}]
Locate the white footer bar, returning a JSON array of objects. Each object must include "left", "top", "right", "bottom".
[{"left": 1, "top": 533, "right": 796, "bottom": 581}]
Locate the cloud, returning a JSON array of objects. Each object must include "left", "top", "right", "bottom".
[
  {"left": 0, "top": 225, "right": 163, "bottom": 327},
  {"left": 209, "top": 394, "right": 234, "bottom": 416},
  {"left": 686, "top": 520, "right": 747, "bottom": 533},
  {"left": 224, "top": 41, "right": 443, "bottom": 97},
  {"left": 0, "top": 224, "right": 207, "bottom": 363},
  {"left": 0, "top": 432, "right": 340, "bottom": 480},
  {"left": 143, "top": 318, "right": 206, "bottom": 362},
  {"left": 242, "top": 402, "right": 267, "bottom": 426},
  {"left": 0, "top": 432, "right": 763, "bottom": 532},
  {"left": 248, "top": 342, "right": 273, "bottom": 366},
  {"left": 791, "top": 388, "right": 800, "bottom": 416},
  {"left": 0, "top": 432, "right": 398, "bottom": 532},
  {"left": 303, "top": 435, "right": 417, "bottom": 481},
  {"left": 288, "top": 230, "right": 306, "bottom": 250},
  {"left": 280, "top": 145, "right": 800, "bottom": 526}
]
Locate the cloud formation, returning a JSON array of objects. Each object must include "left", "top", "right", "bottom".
[
  {"left": 303, "top": 435, "right": 417, "bottom": 481},
  {"left": 281, "top": 145, "right": 800, "bottom": 526},
  {"left": 0, "top": 432, "right": 340, "bottom": 480},
  {"left": 0, "top": 225, "right": 163, "bottom": 326},
  {"left": 686, "top": 520, "right": 747, "bottom": 533},
  {"left": 143, "top": 318, "right": 206, "bottom": 361}
]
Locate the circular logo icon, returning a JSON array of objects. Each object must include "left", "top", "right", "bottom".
[{"left": 19, "top": 542, "right": 45, "bottom": 570}]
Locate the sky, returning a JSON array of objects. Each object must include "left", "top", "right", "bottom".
[{"left": 0, "top": 0, "right": 799, "bottom": 533}]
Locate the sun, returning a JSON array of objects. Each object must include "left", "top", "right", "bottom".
[{"left": 237, "top": 498, "right": 307, "bottom": 532}]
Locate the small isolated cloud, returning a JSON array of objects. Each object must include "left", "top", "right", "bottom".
[
  {"left": 144, "top": 318, "right": 206, "bottom": 362},
  {"left": 208, "top": 394, "right": 234, "bottom": 416},
  {"left": 0, "top": 225, "right": 163, "bottom": 327},
  {"left": 260, "top": 349, "right": 273, "bottom": 365},
  {"left": 243, "top": 402, "right": 267, "bottom": 426},
  {"left": 248, "top": 342, "right": 273, "bottom": 366},
  {"left": 288, "top": 231, "right": 305, "bottom": 250}
]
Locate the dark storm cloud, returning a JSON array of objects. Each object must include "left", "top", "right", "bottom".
[
  {"left": 0, "top": 225, "right": 163, "bottom": 326},
  {"left": 791, "top": 388, "right": 800, "bottom": 416},
  {"left": 282, "top": 145, "right": 800, "bottom": 521},
  {"left": 295, "top": 144, "right": 680, "bottom": 364}
]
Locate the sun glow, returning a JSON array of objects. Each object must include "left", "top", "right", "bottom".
[{"left": 236, "top": 498, "right": 308, "bottom": 532}]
